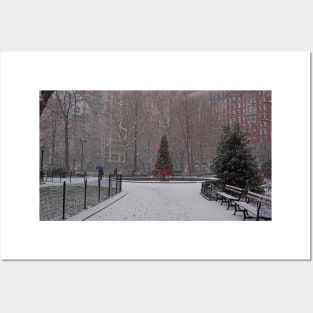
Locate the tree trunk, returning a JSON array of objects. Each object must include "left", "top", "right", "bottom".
[
  {"left": 184, "top": 93, "right": 194, "bottom": 174},
  {"left": 124, "top": 150, "right": 129, "bottom": 174},
  {"left": 50, "top": 120, "right": 57, "bottom": 166},
  {"left": 65, "top": 120, "right": 69, "bottom": 171},
  {"left": 133, "top": 93, "right": 139, "bottom": 173}
]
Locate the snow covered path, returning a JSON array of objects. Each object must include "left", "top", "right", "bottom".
[{"left": 83, "top": 181, "right": 243, "bottom": 221}]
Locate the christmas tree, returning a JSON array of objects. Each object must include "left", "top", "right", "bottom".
[
  {"left": 152, "top": 135, "right": 174, "bottom": 180},
  {"left": 211, "top": 124, "right": 262, "bottom": 192}
]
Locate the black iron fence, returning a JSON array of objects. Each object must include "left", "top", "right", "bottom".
[
  {"left": 200, "top": 179, "right": 220, "bottom": 200},
  {"left": 44, "top": 170, "right": 84, "bottom": 183},
  {"left": 40, "top": 174, "right": 122, "bottom": 221}
]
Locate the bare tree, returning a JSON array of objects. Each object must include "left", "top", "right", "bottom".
[
  {"left": 175, "top": 92, "right": 195, "bottom": 174},
  {"left": 106, "top": 91, "right": 159, "bottom": 174},
  {"left": 45, "top": 91, "right": 82, "bottom": 171}
]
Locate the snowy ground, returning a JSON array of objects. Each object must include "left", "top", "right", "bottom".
[{"left": 70, "top": 181, "right": 244, "bottom": 221}]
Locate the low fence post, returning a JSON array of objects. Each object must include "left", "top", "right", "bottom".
[
  {"left": 120, "top": 174, "right": 122, "bottom": 192},
  {"left": 98, "top": 177, "right": 101, "bottom": 202},
  {"left": 108, "top": 174, "right": 111, "bottom": 198},
  {"left": 62, "top": 181, "right": 66, "bottom": 220},
  {"left": 84, "top": 178, "right": 87, "bottom": 209},
  {"left": 115, "top": 175, "right": 118, "bottom": 194}
]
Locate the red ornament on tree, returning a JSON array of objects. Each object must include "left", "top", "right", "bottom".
[
  {"left": 157, "top": 145, "right": 162, "bottom": 152},
  {"left": 162, "top": 169, "right": 168, "bottom": 175}
]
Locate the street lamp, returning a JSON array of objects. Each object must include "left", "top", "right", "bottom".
[
  {"left": 80, "top": 138, "right": 87, "bottom": 172},
  {"left": 40, "top": 145, "right": 44, "bottom": 183}
]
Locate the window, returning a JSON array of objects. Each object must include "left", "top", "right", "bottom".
[{"left": 111, "top": 154, "right": 118, "bottom": 161}]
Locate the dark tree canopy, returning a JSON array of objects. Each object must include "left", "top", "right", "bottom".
[
  {"left": 211, "top": 124, "right": 262, "bottom": 191},
  {"left": 152, "top": 135, "right": 174, "bottom": 180},
  {"left": 40, "top": 90, "right": 54, "bottom": 116}
]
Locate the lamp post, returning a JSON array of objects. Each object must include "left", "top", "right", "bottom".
[
  {"left": 80, "top": 138, "right": 87, "bottom": 172},
  {"left": 40, "top": 145, "right": 44, "bottom": 183}
]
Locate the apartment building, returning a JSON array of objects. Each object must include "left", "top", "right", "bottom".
[{"left": 206, "top": 90, "right": 272, "bottom": 167}]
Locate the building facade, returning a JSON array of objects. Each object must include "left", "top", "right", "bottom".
[{"left": 205, "top": 90, "right": 272, "bottom": 168}]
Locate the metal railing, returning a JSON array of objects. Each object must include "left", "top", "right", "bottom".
[
  {"left": 40, "top": 174, "right": 122, "bottom": 221},
  {"left": 200, "top": 180, "right": 220, "bottom": 200},
  {"left": 44, "top": 170, "right": 87, "bottom": 184}
]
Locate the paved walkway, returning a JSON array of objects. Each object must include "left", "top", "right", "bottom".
[{"left": 68, "top": 181, "right": 243, "bottom": 221}]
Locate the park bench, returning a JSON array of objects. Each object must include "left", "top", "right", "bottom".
[
  {"left": 234, "top": 191, "right": 272, "bottom": 221},
  {"left": 216, "top": 185, "right": 244, "bottom": 209}
]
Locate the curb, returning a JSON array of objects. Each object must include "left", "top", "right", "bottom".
[{"left": 66, "top": 191, "right": 128, "bottom": 221}]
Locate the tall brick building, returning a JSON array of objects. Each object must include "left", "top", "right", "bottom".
[{"left": 204, "top": 90, "right": 272, "bottom": 168}]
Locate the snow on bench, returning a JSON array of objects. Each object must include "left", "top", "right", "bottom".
[
  {"left": 216, "top": 185, "right": 244, "bottom": 209},
  {"left": 234, "top": 191, "right": 272, "bottom": 221}
]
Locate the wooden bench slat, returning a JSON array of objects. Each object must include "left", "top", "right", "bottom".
[
  {"left": 216, "top": 185, "right": 243, "bottom": 209},
  {"left": 247, "top": 191, "right": 271, "bottom": 202},
  {"left": 216, "top": 192, "right": 238, "bottom": 200},
  {"left": 234, "top": 191, "right": 272, "bottom": 221}
]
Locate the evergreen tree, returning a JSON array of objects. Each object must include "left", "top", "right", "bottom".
[
  {"left": 152, "top": 135, "right": 174, "bottom": 180},
  {"left": 211, "top": 124, "right": 262, "bottom": 191},
  {"left": 262, "top": 159, "right": 272, "bottom": 179}
]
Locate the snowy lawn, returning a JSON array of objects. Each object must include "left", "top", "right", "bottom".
[
  {"left": 40, "top": 176, "right": 117, "bottom": 220},
  {"left": 82, "top": 181, "right": 244, "bottom": 221}
]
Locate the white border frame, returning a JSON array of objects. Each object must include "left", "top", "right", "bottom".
[{"left": 0, "top": 52, "right": 310, "bottom": 260}]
